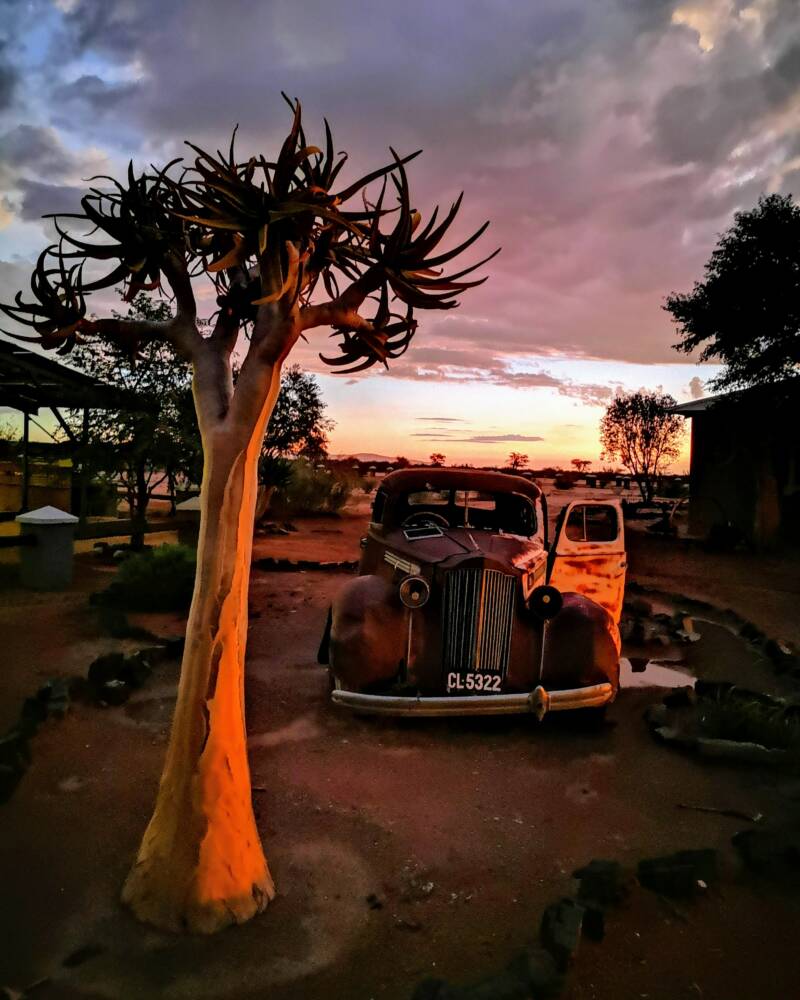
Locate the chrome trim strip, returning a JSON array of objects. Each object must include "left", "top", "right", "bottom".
[
  {"left": 331, "top": 683, "right": 614, "bottom": 718},
  {"left": 384, "top": 551, "right": 421, "bottom": 575}
]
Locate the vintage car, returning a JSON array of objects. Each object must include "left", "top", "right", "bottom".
[{"left": 318, "top": 468, "right": 626, "bottom": 719}]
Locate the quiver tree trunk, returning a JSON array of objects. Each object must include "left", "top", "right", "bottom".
[{"left": 122, "top": 374, "right": 279, "bottom": 934}]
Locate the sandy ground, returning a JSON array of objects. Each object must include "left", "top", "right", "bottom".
[{"left": 1, "top": 505, "right": 800, "bottom": 999}]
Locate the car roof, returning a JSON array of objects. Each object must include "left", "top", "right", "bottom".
[{"left": 379, "top": 467, "right": 542, "bottom": 500}]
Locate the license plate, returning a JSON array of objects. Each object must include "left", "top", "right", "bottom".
[{"left": 445, "top": 671, "right": 502, "bottom": 694}]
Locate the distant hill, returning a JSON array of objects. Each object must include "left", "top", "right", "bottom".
[{"left": 331, "top": 452, "right": 404, "bottom": 463}]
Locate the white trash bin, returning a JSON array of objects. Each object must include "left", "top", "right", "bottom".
[{"left": 15, "top": 506, "right": 79, "bottom": 590}]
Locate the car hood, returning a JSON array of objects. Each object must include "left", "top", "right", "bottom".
[{"left": 380, "top": 527, "right": 544, "bottom": 575}]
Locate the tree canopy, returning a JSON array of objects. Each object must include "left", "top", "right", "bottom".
[
  {"left": 66, "top": 293, "right": 191, "bottom": 541},
  {"left": 600, "top": 391, "right": 683, "bottom": 501},
  {"left": 665, "top": 193, "right": 800, "bottom": 390}
]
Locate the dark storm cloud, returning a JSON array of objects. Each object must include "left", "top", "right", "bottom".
[
  {"left": 0, "top": 125, "right": 77, "bottom": 178},
  {"left": 0, "top": 41, "right": 17, "bottom": 110},
  {"left": 18, "top": 179, "right": 84, "bottom": 221},
  {"left": 52, "top": 75, "right": 141, "bottom": 114}
]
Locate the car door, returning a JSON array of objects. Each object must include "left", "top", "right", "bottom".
[{"left": 547, "top": 500, "right": 626, "bottom": 622}]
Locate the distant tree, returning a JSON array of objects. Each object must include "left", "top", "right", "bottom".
[
  {"left": 600, "top": 391, "right": 683, "bottom": 501},
  {"left": 429, "top": 452, "right": 446, "bottom": 467},
  {"left": 571, "top": 458, "right": 591, "bottom": 473},
  {"left": 665, "top": 193, "right": 800, "bottom": 390},
  {"left": 394, "top": 456, "right": 411, "bottom": 468},
  {"left": 508, "top": 451, "right": 528, "bottom": 470},
  {"left": 178, "top": 364, "right": 335, "bottom": 490},
  {"left": 67, "top": 294, "right": 191, "bottom": 546}
]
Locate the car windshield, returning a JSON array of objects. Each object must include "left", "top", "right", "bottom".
[{"left": 395, "top": 489, "right": 536, "bottom": 536}]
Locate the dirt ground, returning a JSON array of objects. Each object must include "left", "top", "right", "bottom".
[{"left": 1, "top": 505, "right": 800, "bottom": 999}]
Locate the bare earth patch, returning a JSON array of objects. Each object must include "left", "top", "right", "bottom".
[{"left": 1, "top": 509, "right": 800, "bottom": 999}]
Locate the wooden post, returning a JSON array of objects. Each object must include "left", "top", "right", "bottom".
[
  {"left": 20, "top": 410, "right": 30, "bottom": 513},
  {"left": 78, "top": 408, "right": 89, "bottom": 525}
]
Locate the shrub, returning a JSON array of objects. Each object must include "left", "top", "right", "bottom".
[
  {"left": 270, "top": 459, "right": 353, "bottom": 515},
  {"left": 97, "top": 544, "right": 197, "bottom": 612},
  {"left": 698, "top": 690, "right": 800, "bottom": 751}
]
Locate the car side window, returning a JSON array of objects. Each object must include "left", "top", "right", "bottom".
[
  {"left": 371, "top": 489, "right": 387, "bottom": 524},
  {"left": 564, "top": 504, "right": 619, "bottom": 542}
]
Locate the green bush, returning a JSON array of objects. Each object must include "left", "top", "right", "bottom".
[
  {"left": 698, "top": 691, "right": 800, "bottom": 751},
  {"left": 98, "top": 544, "right": 197, "bottom": 612},
  {"left": 270, "top": 459, "right": 353, "bottom": 515}
]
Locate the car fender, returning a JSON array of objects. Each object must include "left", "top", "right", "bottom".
[
  {"left": 329, "top": 574, "right": 407, "bottom": 690},
  {"left": 540, "top": 592, "right": 621, "bottom": 692}
]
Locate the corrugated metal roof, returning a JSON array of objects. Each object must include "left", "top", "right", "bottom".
[{"left": 0, "top": 338, "right": 146, "bottom": 413}]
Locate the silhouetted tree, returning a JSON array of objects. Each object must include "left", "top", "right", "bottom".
[
  {"left": 429, "top": 452, "right": 446, "bottom": 466},
  {"left": 67, "top": 293, "right": 190, "bottom": 543},
  {"left": 666, "top": 193, "right": 800, "bottom": 390},
  {"left": 0, "top": 98, "right": 495, "bottom": 933},
  {"left": 600, "top": 392, "right": 683, "bottom": 501},
  {"left": 570, "top": 458, "right": 591, "bottom": 473}
]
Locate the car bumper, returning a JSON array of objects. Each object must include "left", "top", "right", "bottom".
[{"left": 330, "top": 682, "right": 615, "bottom": 719}]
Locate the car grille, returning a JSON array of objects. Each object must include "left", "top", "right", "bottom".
[{"left": 442, "top": 568, "right": 516, "bottom": 674}]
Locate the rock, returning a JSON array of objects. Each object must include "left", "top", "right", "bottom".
[
  {"left": 637, "top": 849, "right": 718, "bottom": 898},
  {"left": 629, "top": 657, "right": 649, "bottom": 673},
  {"left": 540, "top": 897, "right": 584, "bottom": 971},
  {"left": 643, "top": 703, "right": 669, "bottom": 731},
  {"left": 732, "top": 826, "right": 800, "bottom": 877},
  {"left": 695, "top": 738, "right": 789, "bottom": 767},
  {"left": 365, "top": 893, "right": 383, "bottom": 910},
  {"left": 18, "top": 694, "right": 49, "bottom": 736},
  {"left": 411, "top": 968, "right": 534, "bottom": 1000},
  {"left": 582, "top": 905, "right": 605, "bottom": 941},
  {"left": 62, "top": 943, "right": 106, "bottom": 968},
  {"left": 739, "top": 621, "right": 766, "bottom": 643},
  {"left": 694, "top": 680, "right": 734, "bottom": 700},
  {"left": 118, "top": 652, "right": 153, "bottom": 689},
  {"left": 38, "top": 678, "right": 71, "bottom": 718},
  {"left": 519, "top": 947, "right": 564, "bottom": 997},
  {"left": 626, "top": 597, "right": 653, "bottom": 617},
  {"left": 98, "top": 678, "right": 132, "bottom": 706},
  {"left": 88, "top": 652, "right": 126, "bottom": 687},
  {"left": 662, "top": 686, "right": 696, "bottom": 709},
  {"left": 765, "top": 639, "right": 799, "bottom": 674},
  {"left": 572, "top": 859, "right": 628, "bottom": 906},
  {"left": 0, "top": 729, "right": 30, "bottom": 804},
  {"left": 653, "top": 726, "right": 697, "bottom": 751}
]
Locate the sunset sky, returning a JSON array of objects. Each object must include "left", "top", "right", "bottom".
[{"left": 2, "top": 0, "right": 799, "bottom": 468}]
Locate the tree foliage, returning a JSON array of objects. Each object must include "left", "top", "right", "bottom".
[
  {"left": 261, "top": 364, "right": 333, "bottom": 462},
  {"left": 429, "top": 452, "right": 446, "bottom": 466},
  {"left": 665, "top": 193, "right": 800, "bottom": 390},
  {"left": 570, "top": 458, "right": 590, "bottom": 473},
  {"left": 508, "top": 451, "right": 528, "bottom": 470},
  {"left": 67, "top": 293, "right": 191, "bottom": 543},
  {"left": 600, "top": 391, "right": 683, "bottom": 501}
]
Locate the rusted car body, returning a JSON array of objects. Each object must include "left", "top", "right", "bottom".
[{"left": 318, "top": 468, "right": 626, "bottom": 718}]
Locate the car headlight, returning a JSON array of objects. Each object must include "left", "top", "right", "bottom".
[
  {"left": 527, "top": 584, "right": 563, "bottom": 620},
  {"left": 399, "top": 575, "right": 431, "bottom": 609}
]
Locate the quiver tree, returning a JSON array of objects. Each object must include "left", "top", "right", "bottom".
[{"left": 0, "top": 98, "right": 497, "bottom": 933}]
